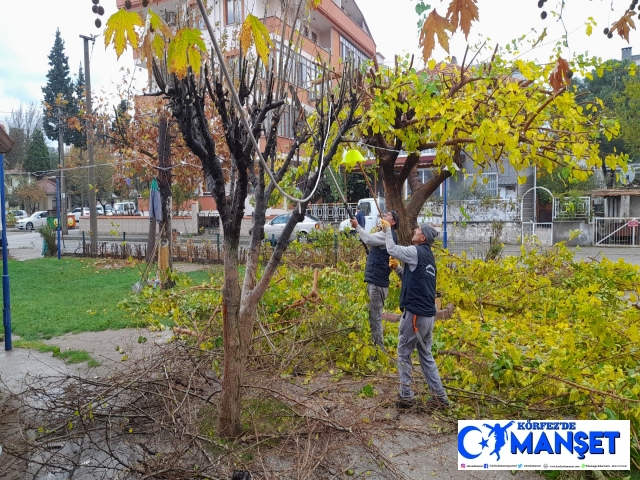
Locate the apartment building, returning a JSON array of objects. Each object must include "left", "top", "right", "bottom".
[{"left": 115, "top": 0, "right": 376, "bottom": 137}]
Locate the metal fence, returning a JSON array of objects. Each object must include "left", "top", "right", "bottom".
[
  {"left": 521, "top": 222, "right": 553, "bottom": 246},
  {"left": 72, "top": 234, "right": 364, "bottom": 267},
  {"left": 306, "top": 203, "right": 358, "bottom": 223},
  {"left": 441, "top": 229, "right": 492, "bottom": 260},
  {"left": 594, "top": 217, "right": 640, "bottom": 246},
  {"left": 553, "top": 196, "right": 590, "bottom": 220}
]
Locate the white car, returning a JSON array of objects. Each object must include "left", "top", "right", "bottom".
[
  {"left": 261, "top": 214, "right": 322, "bottom": 243},
  {"left": 17, "top": 211, "right": 49, "bottom": 230},
  {"left": 70, "top": 207, "right": 90, "bottom": 222},
  {"left": 8, "top": 209, "right": 28, "bottom": 221}
]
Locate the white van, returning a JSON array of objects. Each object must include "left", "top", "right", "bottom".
[
  {"left": 112, "top": 202, "right": 137, "bottom": 216},
  {"left": 339, "top": 198, "right": 386, "bottom": 233}
]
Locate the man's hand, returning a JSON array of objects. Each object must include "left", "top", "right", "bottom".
[
  {"left": 380, "top": 219, "right": 391, "bottom": 232},
  {"left": 350, "top": 217, "right": 359, "bottom": 229},
  {"left": 389, "top": 257, "right": 399, "bottom": 269}
]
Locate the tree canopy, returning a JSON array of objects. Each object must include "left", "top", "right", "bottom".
[
  {"left": 23, "top": 128, "right": 51, "bottom": 176},
  {"left": 42, "top": 29, "right": 81, "bottom": 148},
  {"left": 3, "top": 102, "right": 43, "bottom": 171},
  {"left": 356, "top": 51, "right": 627, "bottom": 240}
]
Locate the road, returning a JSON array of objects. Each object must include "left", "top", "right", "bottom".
[{"left": 4, "top": 227, "right": 640, "bottom": 266}]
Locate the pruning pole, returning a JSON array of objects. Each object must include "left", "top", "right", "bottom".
[
  {"left": 325, "top": 166, "right": 369, "bottom": 255},
  {"left": 358, "top": 163, "right": 382, "bottom": 217}
]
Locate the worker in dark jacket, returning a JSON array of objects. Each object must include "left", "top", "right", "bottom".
[
  {"left": 350, "top": 210, "right": 399, "bottom": 348},
  {"left": 382, "top": 220, "right": 449, "bottom": 411},
  {"left": 355, "top": 205, "right": 366, "bottom": 228}
]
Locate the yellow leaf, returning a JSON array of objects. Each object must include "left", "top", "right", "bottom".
[
  {"left": 152, "top": 35, "right": 166, "bottom": 59},
  {"left": 148, "top": 8, "right": 173, "bottom": 40},
  {"left": 167, "top": 28, "right": 207, "bottom": 78},
  {"left": 239, "top": 14, "right": 274, "bottom": 66},
  {"left": 104, "top": 8, "right": 144, "bottom": 59},
  {"left": 586, "top": 24, "right": 593, "bottom": 36},
  {"left": 419, "top": 9, "right": 455, "bottom": 61}
]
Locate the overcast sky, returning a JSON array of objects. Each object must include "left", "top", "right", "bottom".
[{"left": 0, "top": 0, "right": 636, "bottom": 120}]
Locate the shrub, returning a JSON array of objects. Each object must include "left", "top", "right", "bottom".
[{"left": 38, "top": 223, "right": 57, "bottom": 257}]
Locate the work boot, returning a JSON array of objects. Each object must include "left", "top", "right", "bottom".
[
  {"left": 395, "top": 395, "right": 417, "bottom": 410},
  {"left": 422, "top": 397, "right": 449, "bottom": 412}
]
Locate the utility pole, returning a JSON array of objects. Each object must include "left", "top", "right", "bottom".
[
  {"left": 58, "top": 107, "right": 68, "bottom": 235},
  {"left": 81, "top": 34, "right": 97, "bottom": 254}
]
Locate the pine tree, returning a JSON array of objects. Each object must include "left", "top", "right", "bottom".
[
  {"left": 42, "top": 29, "right": 77, "bottom": 146},
  {"left": 23, "top": 128, "right": 51, "bottom": 177},
  {"left": 67, "top": 63, "right": 86, "bottom": 148}
]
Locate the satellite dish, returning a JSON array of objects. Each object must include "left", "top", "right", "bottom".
[{"left": 617, "top": 166, "right": 636, "bottom": 184}]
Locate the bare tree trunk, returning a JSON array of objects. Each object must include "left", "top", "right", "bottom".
[
  {"left": 158, "top": 117, "right": 173, "bottom": 287},
  {"left": 218, "top": 246, "right": 241, "bottom": 437}
]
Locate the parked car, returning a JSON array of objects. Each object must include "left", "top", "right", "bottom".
[
  {"left": 8, "top": 209, "right": 28, "bottom": 221},
  {"left": 97, "top": 205, "right": 104, "bottom": 215},
  {"left": 259, "top": 213, "right": 322, "bottom": 244},
  {"left": 17, "top": 211, "right": 48, "bottom": 230},
  {"left": 71, "top": 207, "right": 90, "bottom": 221},
  {"left": 112, "top": 201, "right": 137, "bottom": 216},
  {"left": 104, "top": 205, "right": 113, "bottom": 215}
]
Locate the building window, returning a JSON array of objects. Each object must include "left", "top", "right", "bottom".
[
  {"left": 296, "top": 55, "right": 318, "bottom": 91},
  {"left": 277, "top": 106, "right": 294, "bottom": 139},
  {"left": 482, "top": 172, "right": 498, "bottom": 196},
  {"left": 464, "top": 172, "right": 498, "bottom": 197},
  {"left": 339, "top": 35, "right": 369, "bottom": 67},
  {"left": 226, "top": 0, "right": 241, "bottom": 25}
]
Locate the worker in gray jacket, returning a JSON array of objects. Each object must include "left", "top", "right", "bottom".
[
  {"left": 350, "top": 210, "right": 399, "bottom": 348},
  {"left": 380, "top": 220, "right": 449, "bottom": 411}
]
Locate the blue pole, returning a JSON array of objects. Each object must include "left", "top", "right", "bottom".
[
  {"left": 0, "top": 153, "right": 12, "bottom": 350},
  {"left": 443, "top": 177, "right": 448, "bottom": 249},
  {"left": 56, "top": 177, "right": 61, "bottom": 260}
]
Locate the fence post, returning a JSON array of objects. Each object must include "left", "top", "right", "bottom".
[
  {"left": 216, "top": 233, "right": 220, "bottom": 260},
  {"left": 123, "top": 232, "right": 126, "bottom": 243},
  {"left": 334, "top": 234, "right": 338, "bottom": 266}
]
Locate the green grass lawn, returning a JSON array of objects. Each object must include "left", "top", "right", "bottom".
[
  {"left": 5, "top": 257, "right": 214, "bottom": 341},
  {"left": 7, "top": 257, "right": 144, "bottom": 340}
]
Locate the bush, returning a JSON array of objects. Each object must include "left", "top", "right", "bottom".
[{"left": 38, "top": 223, "right": 57, "bottom": 257}]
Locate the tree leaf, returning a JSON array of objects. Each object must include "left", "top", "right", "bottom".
[
  {"left": 415, "top": 1, "right": 431, "bottom": 16},
  {"left": 148, "top": 8, "right": 174, "bottom": 40},
  {"left": 548, "top": 57, "right": 571, "bottom": 92},
  {"left": 167, "top": 28, "right": 207, "bottom": 78},
  {"left": 446, "top": 0, "right": 479, "bottom": 39},
  {"left": 419, "top": 9, "right": 455, "bottom": 61},
  {"left": 239, "top": 14, "right": 274, "bottom": 66},
  {"left": 610, "top": 10, "right": 636, "bottom": 42},
  {"left": 104, "top": 8, "right": 144, "bottom": 59},
  {"left": 531, "top": 27, "right": 547, "bottom": 49}
]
